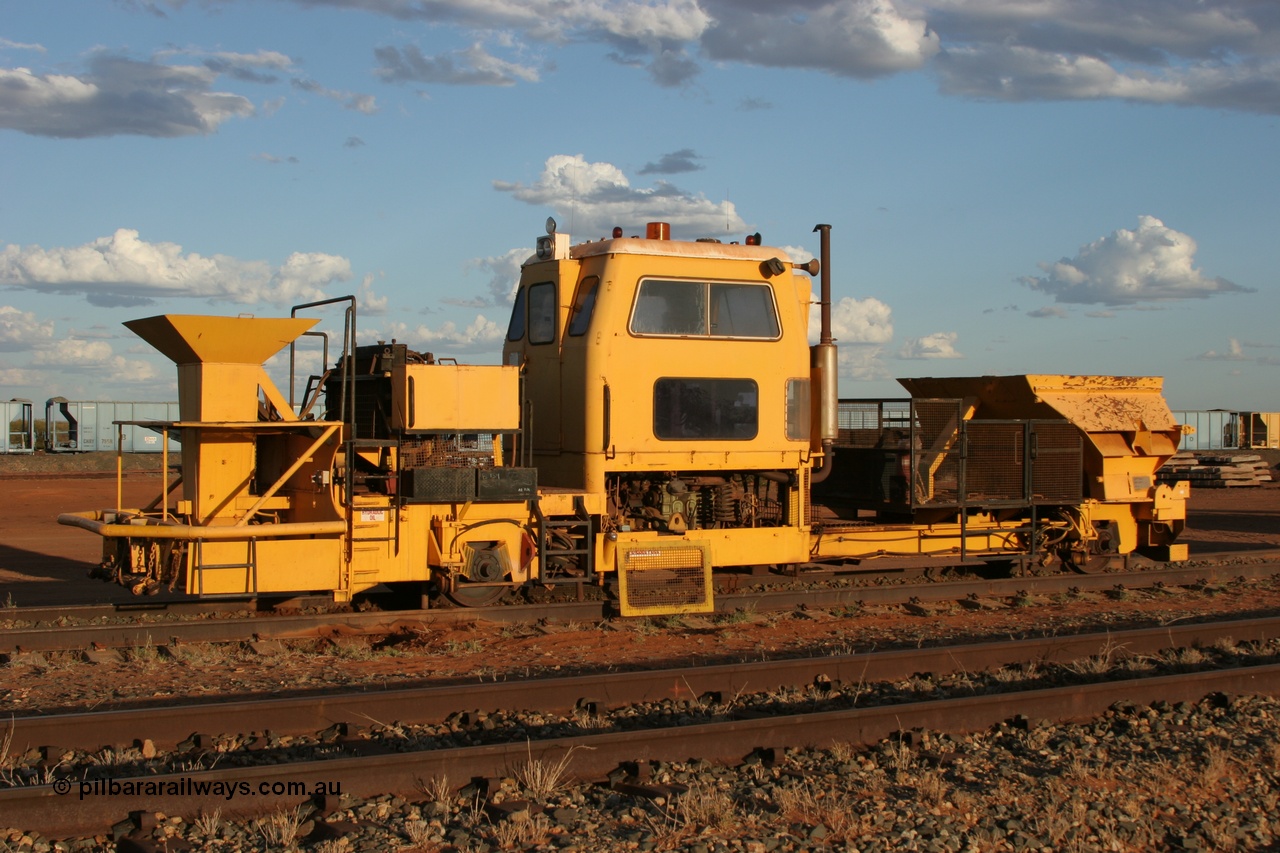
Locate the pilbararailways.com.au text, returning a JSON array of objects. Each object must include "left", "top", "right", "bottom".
[{"left": 59, "top": 777, "right": 342, "bottom": 801}]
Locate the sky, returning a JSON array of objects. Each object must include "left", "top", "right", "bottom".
[{"left": 2, "top": 0, "right": 1278, "bottom": 413}]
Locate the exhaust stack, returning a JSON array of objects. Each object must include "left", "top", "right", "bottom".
[{"left": 810, "top": 224, "right": 837, "bottom": 483}]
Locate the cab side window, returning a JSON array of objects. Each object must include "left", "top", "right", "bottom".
[
  {"left": 527, "top": 282, "right": 557, "bottom": 345},
  {"left": 568, "top": 276, "right": 600, "bottom": 337},
  {"left": 505, "top": 287, "right": 527, "bottom": 342}
]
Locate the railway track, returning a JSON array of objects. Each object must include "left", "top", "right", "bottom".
[
  {"left": 3, "top": 555, "right": 1278, "bottom": 654},
  {"left": 3, "top": 614, "right": 1279, "bottom": 838}
]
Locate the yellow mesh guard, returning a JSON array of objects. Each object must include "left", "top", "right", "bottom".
[{"left": 617, "top": 540, "right": 714, "bottom": 617}]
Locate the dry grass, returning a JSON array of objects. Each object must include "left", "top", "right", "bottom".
[
  {"left": 772, "top": 780, "right": 856, "bottom": 840},
  {"left": 254, "top": 806, "right": 304, "bottom": 848},
  {"left": 417, "top": 773, "right": 455, "bottom": 806},
  {"left": 673, "top": 781, "right": 740, "bottom": 833},
  {"left": 192, "top": 808, "right": 223, "bottom": 838},
  {"left": 510, "top": 743, "right": 583, "bottom": 800},
  {"left": 0, "top": 718, "right": 15, "bottom": 787},
  {"left": 1163, "top": 646, "right": 1210, "bottom": 667},
  {"left": 489, "top": 811, "right": 551, "bottom": 849},
  {"left": 403, "top": 818, "right": 433, "bottom": 846},
  {"left": 914, "top": 767, "right": 949, "bottom": 807}
]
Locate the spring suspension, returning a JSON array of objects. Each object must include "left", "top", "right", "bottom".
[{"left": 713, "top": 482, "right": 737, "bottom": 525}]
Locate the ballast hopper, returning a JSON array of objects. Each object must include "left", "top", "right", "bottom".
[{"left": 898, "top": 374, "right": 1189, "bottom": 563}]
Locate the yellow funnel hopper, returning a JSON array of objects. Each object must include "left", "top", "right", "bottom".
[
  {"left": 125, "top": 315, "right": 318, "bottom": 366},
  {"left": 126, "top": 314, "right": 319, "bottom": 423}
]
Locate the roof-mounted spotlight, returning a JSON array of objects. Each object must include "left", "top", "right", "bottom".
[{"left": 537, "top": 217, "right": 570, "bottom": 260}]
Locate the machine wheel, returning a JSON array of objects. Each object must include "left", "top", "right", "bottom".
[
  {"left": 445, "top": 583, "right": 509, "bottom": 607},
  {"left": 1065, "top": 551, "right": 1112, "bottom": 574},
  {"left": 1064, "top": 522, "right": 1115, "bottom": 574}
]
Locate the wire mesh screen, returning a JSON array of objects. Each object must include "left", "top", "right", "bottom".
[
  {"left": 836, "top": 400, "right": 911, "bottom": 448},
  {"left": 1030, "top": 421, "right": 1083, "bottom": 503},
  {"left": 400, "top": 434, "right": 497, "bottom": 469},
  {"left": 617, "top": 544, "right": 711, "bottom": 616},
  {"left": 910, "top": 399, "right": 966, "bottom": 507},
  {"left": 964, "top": 422, "right": 1027, "bottom": 504},
  {"left": 821, "top": 399, "right": 1082, "bottom": 512}
]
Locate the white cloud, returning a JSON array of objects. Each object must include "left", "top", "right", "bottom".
[
  {"left": 495, "top": 154, "right": 746, "bottom": 237},
  {"left": 357, "top": 274, "right": 389, "bottom": 314},
  {"left": 169, "top": 0, "right": 1280, "bottom": 113},
  {"left": 701, "top": 0, "right": 939, "bottom": 78},
  {"left": 810, "top": 296, "right": 894, "bottom": 345},
  {"left": 898, "top": 331, "right": 962, "bottom": 359},
  {"left": 0, "top": 229, "right": 353, "bottom": 307},
  {"left": 375, "top": 43, "right": 540, "bottom": 86},
  {"left": 30, "top": 338, "right": 114, "bottom": 366},
  {"left": 839, "top": 345, "right": 892, "bottom": 382},
  {"left": 0, "top": 306, "right": 55, "bottom": 352},
  {"left": 937, "top": 45, "right": 1188, "bottom": 102},
  {"left": 928, "top": 1, "right": 1280, "bottom": 114},
  {"left": 804, "top": 295, "right": 894, "bottom": 381},
  {"left": 292, "top": 77, "right": 379, "bottom": 112},
  {"left": 470, "top": 248, "right": 528, "bottom": 306},
  {"left": 0, "top": 54, "right": 253, "bottom": 138},
  {"left": 338, "top": 0, "right": 712, "bottom": 43},
  {"left": 1198, "top": 338, "right": 1248, "bottom": 361},
  {"left": 1027, "top": 305, "right": 1068, "bottom": 319},
  {"left": 933, "top": 44, "right": 1280, "bottom": 112},
  {"left": 0, "top": 323, "right": 162, "bottom": 396},
  {"left": 407, "top": 315, "right": 506, "bottom": 352},
  {"left": 350, "top": 0, "right": 710, "bottom": 86},
  {"left": 0, "top": 38, "right": 46, "bottom": 53},
  {"left": 0, "top": 367, "right": 45, "bottom": 386},
  {"left": 1022, "top": 216, "right": 1252, "bottom": 306}
]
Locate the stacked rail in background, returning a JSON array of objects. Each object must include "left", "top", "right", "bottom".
[{"left": 1159, "top": 452, "right": 1274, "bottom": 488}]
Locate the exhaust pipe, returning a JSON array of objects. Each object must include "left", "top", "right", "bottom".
[{"left": 810, "top": 223, "right": 837, "bottom": 483}]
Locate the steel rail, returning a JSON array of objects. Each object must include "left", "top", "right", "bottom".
[
  {"left": 6, "top": 547, "right": 1277, "bottom": 627},
  {"left": 5, "top": 546, "right": 1277, "bottom": 628},
  {"left": 6, "top": 662, "right": 1280, "bottom": 839},
  {"left": 7, "top": 614, "right": 1279, "bottom": 754},
  {"left": 3, "top": 559, "right": 1279, "bottom": 654}
]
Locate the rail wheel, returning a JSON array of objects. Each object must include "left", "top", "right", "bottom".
[
  {"left": 1064, "top": 521, "right": 1116, "bottom": 574},
  {"left": 445, "top": 582, "right": 509, "bottom": 607}
]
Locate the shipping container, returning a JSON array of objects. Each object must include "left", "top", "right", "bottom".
[{"left": 45, "top": 398, "right": 182, "bottom": 453}]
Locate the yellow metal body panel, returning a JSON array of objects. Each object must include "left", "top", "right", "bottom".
[
  {"left": 393, "top": 364, "right": 520, "bottom": 432},
  {"left": 811, "top": 518, "right": 1026, "bottom": 561},
  {"left": 339, "top": 497, "right": 541, "bottom": 593},
  {"left": 189, "top": 429, "right": 257, "bottom": 525},
  {"left": 186, "top": 537, "right": 341, "bottom": 595}
]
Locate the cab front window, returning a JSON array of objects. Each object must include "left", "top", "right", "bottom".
[
  {"left": 630, "top": 279, "right": 778, "bottom": 340},
  {"left": 653, "top": 378, "right": 758, "bottom": 440}
]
